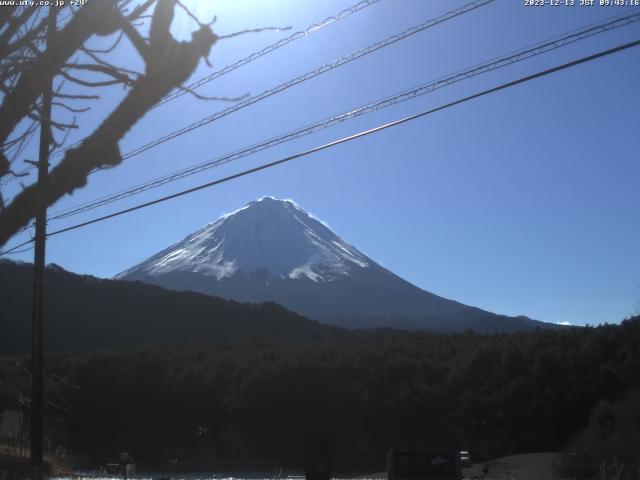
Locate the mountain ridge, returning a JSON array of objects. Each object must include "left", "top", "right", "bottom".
[
  {"left": 117, "top": 197, "right": 556, "bottom": 333},
  {"left": 0, "top": 259, "right": 341, "bottom": 354}
]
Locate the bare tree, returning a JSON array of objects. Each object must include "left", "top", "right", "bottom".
[{"left": 0, "top": 0, "right": 219, "bottom": 246}]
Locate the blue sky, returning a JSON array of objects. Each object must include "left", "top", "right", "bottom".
[{"left": 3, "top": 0, "right": 639, "bottom": 326}]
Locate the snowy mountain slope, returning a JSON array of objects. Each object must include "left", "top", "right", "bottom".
[
  {"left": 117, "top": 197, "right": 551, "bottom": 332},
  {"left": 117, "top": 197, "right": 369, "bottom": 283}
]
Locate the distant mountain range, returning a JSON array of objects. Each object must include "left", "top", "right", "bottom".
[
  {"left": 117, "top": 197, "right": 554, "bottom": 333},
  {"left": 0, "top": 260, "right": 339, "bottom": 354}
]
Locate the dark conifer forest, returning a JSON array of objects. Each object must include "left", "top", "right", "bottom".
[{"left": 1, "top": 261, "right": 639, "bottom": 473}]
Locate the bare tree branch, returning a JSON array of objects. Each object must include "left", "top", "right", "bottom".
[
  {"left": 0, "top": 11, "right": 47, "bottom": 58},
  {"left": 59, "top": 69, "right": 127, "bottom": 88},
  {"left": 0, "top": 5, "right": 18, "bottom": 31},
  {"left": 51, "top": 102, "right": 91, "bottom": 113},
  {"left": 126, "top": 0, "right": 157, "bottom": 21},
  {"left": 0, "top": 0, "right": 218, "bottom": 245},
  {"left": 217, "top": 25, "right": 292, "bottom": 40},
  {"left": 0, "top": 0, "right": 156, "bottom": 151},
  {"left": 51, "top": 124, "right": 74, "bottom": 149},
  {"left": 176, "top": 0, "right": 211, "bottom": 27},
  {"left": 54, "top": 92, "right": 100, "bottom": 100},
  {"left": 63, "top": 62, "right": 137, "bottom": 85},
  {"left": 0, "top": 2, "right": 119, "bottom": 149},
  {"left": 177, "top": 85, "right": 249, "bottom": 103},
  {"left": 82, "top": 30, "right": 124, "bottom": 54},
  {"left": 78, "top": 49, "right": 142, "bottom": 76},
  {"left": 50, "top": 119, "right": 78, "bottom": 131},
  {"left": 0, "top": 7, "right": 37, "bottom": 54},
  {"left": 119, "top": 13, "right": 151, "bottom": 62}
]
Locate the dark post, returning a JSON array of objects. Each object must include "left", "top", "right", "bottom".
[
  {"left": 305, "top": 429, "right": 331, "bottom": 480},
  {"left": 31, "top": 6, "right": 56, "bottom": 480}
]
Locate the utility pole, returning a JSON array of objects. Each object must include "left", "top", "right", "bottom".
[{"left": 31, "top": 6, "right": 56, "bottom": 480}]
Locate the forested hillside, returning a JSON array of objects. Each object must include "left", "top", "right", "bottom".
[
  {"left": 0, "top": 260, "right": 339, "bottom": 353},
  {"left": 1, "top": 316, "right": 638, "bottom": 471}
]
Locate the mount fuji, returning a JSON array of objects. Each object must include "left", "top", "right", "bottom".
[{"left": 116, "top": 197, "right": 549, "bottom": 332}]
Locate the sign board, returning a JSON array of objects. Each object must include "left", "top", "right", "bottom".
[
  {"left": 0, "top": 410, "right": 23, "bottom": 439},
  {"left": 387, "top": 450, "right": 461, "bottom": 480}
]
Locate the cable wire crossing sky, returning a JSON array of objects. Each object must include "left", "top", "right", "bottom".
[
  {"left": 44, "top": 9, "right": 640, "bottom": 223},
  {"left": 2, "top": 0, "right": 639, "bottom": 327}
]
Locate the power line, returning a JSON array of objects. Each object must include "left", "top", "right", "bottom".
[
  {"left": 4, "top": 37, "right": 637, "bottom": 256},
  {"left": 0, "top": 243, "right": 34, "bottom": 255},
  {"left": 4, "top": 0, "right": 492, "bottom": 190},
  {"left": 56, "top": 0, "right": 384, "bottom": 154},
  {"left": 46, "top": 9, "right": 640, "bottom": 222},
  {"left": 33, "top": 38, "right": 640, "bottom": 241},
  {"left": 155, "top": 0, "right": 384, "bottom": 108},
  {"left": 80, "top": 0, "right": 490, "bottom": 173},
  {"left": 0, "top": 0, "right": 383, "bottom": 187}
]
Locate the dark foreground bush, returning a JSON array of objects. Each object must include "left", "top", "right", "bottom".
[{"left": 557, "top": 388, "right": 640, "bottom": 479}]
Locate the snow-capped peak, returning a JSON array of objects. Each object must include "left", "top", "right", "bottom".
[{"left": 117, "top": 197, "right": 370, "bottom": 282}]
